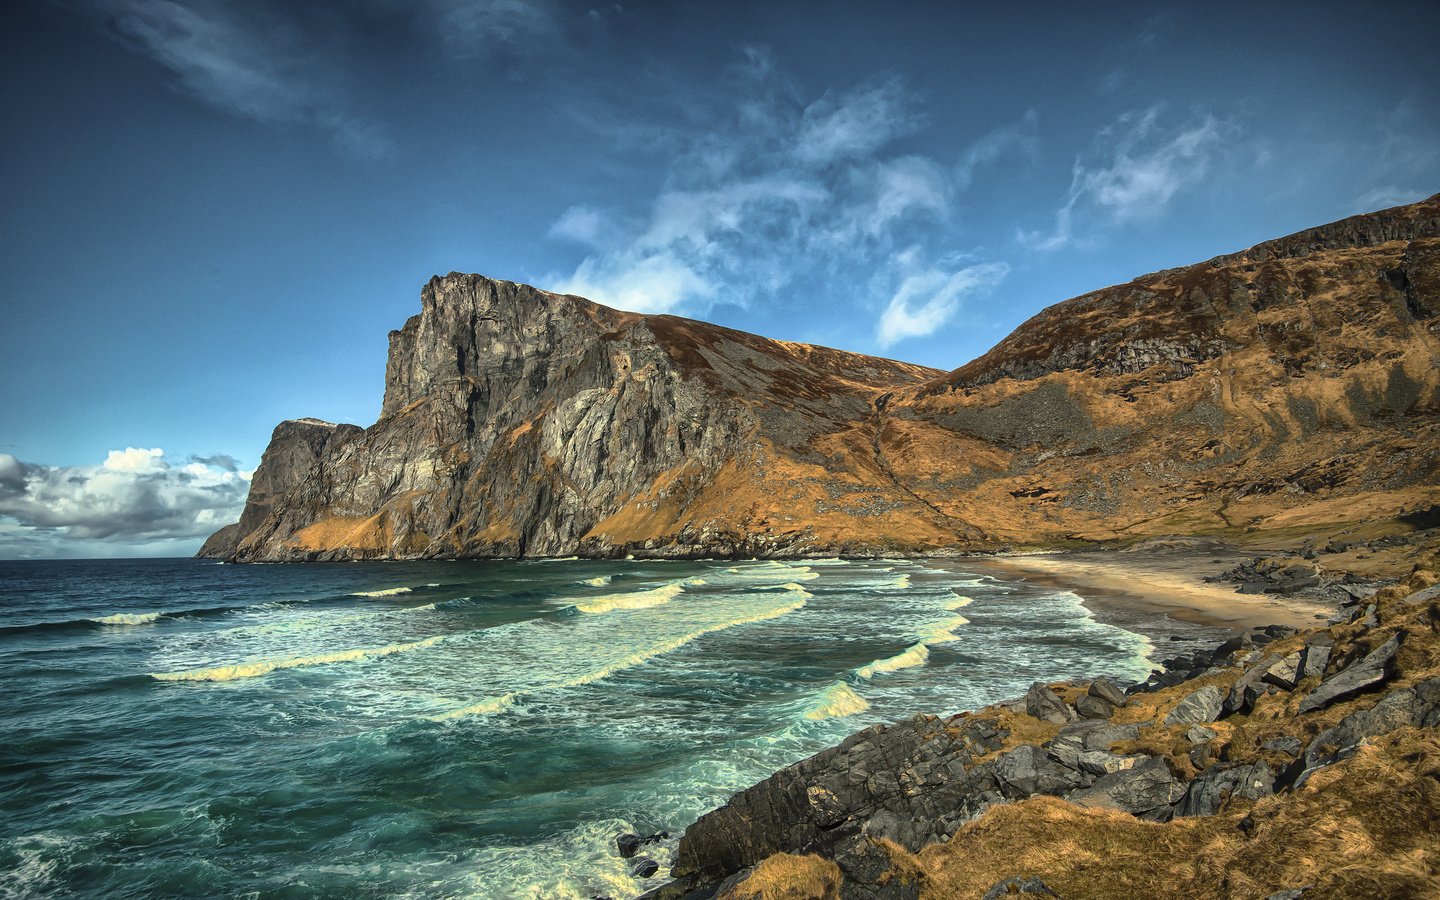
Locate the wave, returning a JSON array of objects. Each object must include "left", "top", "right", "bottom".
[
  {"left": 885, "top": 573, "right": 912, "bottom": 590},
  {"left": 856, "top": 643, "right": 929, "bottom": 679},
  {"left": 351, "top": 587, "right": 413, "bottom": 598},
  {"left": 717, "top": 562, "right": 820, "bottom": 583},
  {"left": 804, "top": 682, "right": 871, "bottom": 720},
  {"left": 580, "top": 575, "right": 613, "bottom": 587},
  {"left": 436, "top": 594, "right": 809, "bottom": 720},
  {"left": 917, "top": 614, "right": 969, "bottom": 645},
  {"left": 942, "top": 593, "right": 974, "bottom": 610},
  {"left": 150, "top": 635, "right": 444, "bottom": 683},
  {"left": 574, "top": 582, "right": 686, "bottom": 615},
  {"left": 90, "top": 611, "right": 163, "bottom": 627}
]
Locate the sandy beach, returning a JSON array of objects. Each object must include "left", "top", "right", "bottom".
[{"left": 956, "top": 548, "right": 1335, "bottom": 633}]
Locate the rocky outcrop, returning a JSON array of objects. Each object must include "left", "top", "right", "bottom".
[{"left": 202, "top": 194, "right": 1440, "bottom": 560}]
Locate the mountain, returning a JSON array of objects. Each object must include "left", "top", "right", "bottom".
[{"left": 200, "top": 194, "right": 1440, "bottom": 561}]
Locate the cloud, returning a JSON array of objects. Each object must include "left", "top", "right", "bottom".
[
  {"left": 545, "top": 52, "right": 1007, "bottom": 324},
  {"left": 1353, "top": 186, "right": 1427, "bottom": 213},
  {"left": 1020, "top": 107, "right": 1231, "bottom": 251},
  {"left": 876, "top": 256, "right": 1009, "bottom": 348},
  {"left": 417, "top": 0, "right": 556, "bottom": 58},
  {"left": 0, "top": 449, "right": 251, "bottom": 551},
  {"left": 956, "top": 110, "right": 1038, "bottom": 189}
]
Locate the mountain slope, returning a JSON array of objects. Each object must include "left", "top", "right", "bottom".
[{"left": 201, "top": 194, "right": 1440, "bottom": 561}]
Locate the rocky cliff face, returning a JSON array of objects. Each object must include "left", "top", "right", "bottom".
[{"left": 203, "top": 195, "right": 1440, "bottom": 561}]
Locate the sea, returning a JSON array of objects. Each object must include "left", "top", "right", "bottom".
[{"left": 0, "top": 556, "right": 1159, "bottom": 899}]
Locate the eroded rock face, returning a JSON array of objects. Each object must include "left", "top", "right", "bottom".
[{"left": 203, "top": 194, "right": 1440, "bottom": 560}]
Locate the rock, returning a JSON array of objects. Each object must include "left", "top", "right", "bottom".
[
  {"left": 630, "top": 857, "right": 660, "bottom": 879},
  {"left": 834, "top": 836, "right": 921, "bottom": 900},
  {"left": 1088, "top": 677, "right": 1127, "bottom": 707},
  {"left": 1066, "top": 757, "right": 1184, "bottom": 820},
  {"left": 617, "top": 832, "right": 667, "bottom": 859},
  {"left": 1398, "top": 584, "right": 1440, "bottom": 607},
  {"left": 1025, "top": 683, "right": 1076, "bottom": 724},
  {"left": 981, "top": 876, "right": 1058, "bottom": 898},
  {"left": 1264, "top": 889, "right": 1309, "bottom": 899},
  {"left": 1225, "top": 655, "right": 1281, "bottom": 716},
  {"left": 1260, "top": 736, "right": 1302, "bottom": 756},
  {"left": 1298, "top": 637, "right": 1333, "bottom": 680},
  {"left": 995, "top": 744, "right": 1090, "bottom": 798},
  {"left": 1074, "top": 694, "right": 1115, "bottom": 720},
  {"left": 1261, "top": 652, "right": 1303, "bottom": 691},
  {"left": 1075, "top": 750, "right": 1137, "bottom": 777},
  {"left": 1298, "top": 631, "right": 1405, "bottom": 713},
  {"left": 1164, "top": 685, "right": 1224, "bottom": 725},
  {"left": 1303, "top": 676, "right": 1440, "bottom": 767},
  {"left": 1185, "top": 725, "right": 1218, "bottom": 744},
  {"left": 1174, "top": 761, "right": 1274, "bottom": 817}
]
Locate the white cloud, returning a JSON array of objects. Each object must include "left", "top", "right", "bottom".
[
  {"left": 876, "top": 257, "right": 1009, "bottom": 348},
  {"left": 1354, "top": 186, "right": 1426, "bottom": 213},
  {"left": 794, "top": 78, "right": 919, "bottom": 166},
  {"left": 0, "top": 449, "right": 252, "bottom": 553},
  {"left": 956, "top": 109, "right": 1038, "bottom": 189},
  {"left": 1020, "top": 107, "right": 1231, "bottom": 251}
]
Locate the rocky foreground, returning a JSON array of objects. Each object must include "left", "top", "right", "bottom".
[
  {"left": 201, "top": 193, "right": 1439, "bottom": 562},
  {"left": 629, "top": 555, "right": 1440, "bottom": 900}
]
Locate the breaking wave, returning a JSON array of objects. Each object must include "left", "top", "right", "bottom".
[
  {"left": 856, "top": 642, "right": 929, "bottom": 679},
  {"left": 575, "top": 582, "right": 686, "bottom": 614},
  {"left": 804, "top": 682, "right": 871, "bottom": 720},
  {"left": 351, "top": 587, "right": 413, "bottom": 598},
  {"left": 581, "top": 575, "right": 613, "bottom": 587},
  {"left": 150, "top": 635, "right": 445, "bottom": 683},
  {"left": 917, "top": 614, "right": 969, "bottom": 645},
  {"left": 91, "top": 612, "right": 163, "bottom": 626}
]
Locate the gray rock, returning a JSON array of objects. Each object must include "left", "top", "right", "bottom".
[
  {"left": 1298, "top": 637, "right": 1332, "bottom": 680},
  {"left": 1303, "top": 676, "right": 1440, "bottom": 767},
  {"left": 1261, "top": 652, "right": 1303, "bottom": 691},
  {"left": 835, "top": 835, "right": 921, "bottom": 900},
  {"left": 1165, "top": 685, "right": 1224, "bottom": 725},
  {"left": 1066, "top": 757, "right": 1184, "bottom": 819},
  {"left": 1264, "top": 889, "right": 1309, "bottom": 900},
  {"left": 981, "top": 876, "right": 1058, "bottom": 898},
  {"left": 1074, "top": 694, "right": 1115, "bottom": 720},
  {"left": 1075, "top": 750, "right": 1138, "bottom": 776},
  {"left": 630, "top": 856, "right": 660, "bottom": 879},
  {"left": 1225, "top": 655, "right": 1281, "bottom": 716},
  {"left": 1260, "top": 736, "right": 1302, "bottom": 757},
  {"left": 1398, "top": 584, "right": 1440, "bottom": 607},
  {"left": 1088, "top": 677, "right": 1128, "bottom": 707},
  {"left": 1185, "top": 725, "right": 1218, "bottom": 744},
  {"left": 995, "top": 744, "right": 1090, "bottom": 798},
  {"left": 1174, "top": 761, "right": 1274, "bottom": 817},
  {"left": 1026, "top": 682, "right": 1077, "bottom": 724},
  {"left": 1298, "top": 631, "right": 1405, "bottom": 713}
]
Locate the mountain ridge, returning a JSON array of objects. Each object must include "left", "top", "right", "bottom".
[{"left": 201, "top": 194, "right": 1440, "bottom": 561}]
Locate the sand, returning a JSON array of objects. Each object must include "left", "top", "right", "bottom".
[{"left": 958, "top": 548, "right": 1335, "bottom": 633}]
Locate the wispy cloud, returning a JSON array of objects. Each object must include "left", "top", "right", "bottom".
[
  {"left": 0, "top": 448, "right": 251, "bottom": 552},
  {"left": 1020, "top": 106, "right": 1231, "bottom": 251},
  {"left": 876, "top": 253, "right": 1008, "bottom": 348},
  {"left": 956, "top": 109, "right": 1038, "bottom": 190},
  {"left": 545, "top": 48, "right": 1011, "bottom": 342}
]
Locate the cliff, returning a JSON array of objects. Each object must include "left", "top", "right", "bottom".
[{"left": 202, "top": 194, "right": 1440, "bottom": 561}]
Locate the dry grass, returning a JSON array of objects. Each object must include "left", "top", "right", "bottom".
[{"left": 719, "top": 853, "right": 843, "bottom": 900}]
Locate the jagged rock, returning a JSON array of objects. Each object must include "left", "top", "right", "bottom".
[
  {"left": 1225, "top": 655, "right": 1281, "bottom": 716},
  {"left": 1175, "top": 761, "right": 1275, "bottom": 817},
  {"left": 617, "top": 832, "right": 666, "bottom": 859},
  {"left": 1299, "top": 637, "right": 1333, "bottom": 680},
  {"left": 1304, "top": 676, "right": 1440, "bottom": 767},
  {"left": 1298, "top": 631, "right": 1405, "bottom": 713},
  {"left": 1074, "top": 694, "right": 1115, "bottom": 720},
  {"left": 630, "top": 857, "right": 660, "bottom": 879},
  {"left": 1261, "top": 652, "right": 1304, "bottom": 691},
  {"left": 834, "top": 836, "right": 921, "bottom": 900},
  {"left": 1261, "top": 736, "right": 1302, "bottom": 757},
  {"left": 1399, "top": 584, "right": 1440, "bottom": 607},
  {"left": 981, "top": 876, "right": 1058, "bottom": 898},
  {"left": 1025, "top": 683, "right": 1076, "bottom": 724},
  {"left": 1186, "top": 725, "right": 1218, "bottom": 744},
  {"left": 1075, "top": 750, "right": 1137, "bottom": 777},
  {"left": 1066, "top": 757, "right": 1184, "bottom": 820},
  {"left": 995, "top": 744, "right": 1090, "bottom": 798},
  {"left": 1165, "top": 685, "right": 1225, "bottom": 725},
  {"left": 1088, "top": 677, "right": 1128, "bottom": 707}
]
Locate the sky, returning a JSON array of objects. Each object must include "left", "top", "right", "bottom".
[{"left": 1, "top": 0, "right": 1438, "bottom": 558}]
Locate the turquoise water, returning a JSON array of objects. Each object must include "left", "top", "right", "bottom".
[{"left": 0, "top": 557, "right": 1153, "bottom": 898}]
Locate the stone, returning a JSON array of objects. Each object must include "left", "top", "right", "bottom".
[
  {"left": 1066, "top": 757, "right": 1184, "bottom": 820},
  {"left": 1261, "top": 652, "right": 1303, "bottom": 691},
  {"left": 1303, "top": 676, "right": 1440, "bottom": 767},
  {"left": 1225, "top": 655, "right": 1281, "bottom": 716},
  {"left": 1174, "top": 761, "right": 1274, "bottom": 817},
  {"left": 1074, "top": 694, "right": 1115, "bottom": 720},
  {"left": 981, "top": 876, "right": 1058, "bottom": 898},
  {"left": 1075, "top": 750, "right": 1137, "bottom": 777},
  {"left": 630, "top": 857, "right": 660, "bottom": 879},
  {"left": 834, "top": 836, "right": 921, "bottom": 900},
  {"left": 1185, "top": 725, "right": 1218, "bottom": 744},
  {"left": 1088, "top": 677, "right": 1127, "bottom": 707},
  {"left": 1298, "top": 631, "right": 1405, "bottom": 713},
  {"left": 1025, "top": 683, "right": 1076, "bottom": 724},
  {"left": 1298, "top": 637, "right": 1333, "bottom": 680},
  {"left": 995, "top": 744, "right": 1089, "bottom": 798},
  {"left": 1164, "top": 685, "right": 1224, "bottom": 725},
  {"left": 617, "top": 832, "right": 667, "bottom": 859},
  {"left": 1261, "top": 736, "right": 1302, "bottom": 757},
  {"left": 1264, "top": 890, "right": 1309, "bottom": 899}
]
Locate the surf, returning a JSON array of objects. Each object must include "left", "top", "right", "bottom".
[{"left": 150, "top": 634, "right": 445, "bottom": 683}]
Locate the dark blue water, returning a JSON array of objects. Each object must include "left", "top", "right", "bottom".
[{"left": 0, "top": 557, "right": 1152, "bottom": 898}]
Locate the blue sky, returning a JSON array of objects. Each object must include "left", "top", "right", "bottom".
[{"left": 2, "top": 0, "right": 1438, "bottom": 558}]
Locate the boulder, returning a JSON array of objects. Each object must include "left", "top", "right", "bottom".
[
  {"left": 1164, "top": 685, "right": 1224, "bottom": 725},
  {"left": 1088, "top": 677, "right": 1128, "bottom": 707},
  {"left": 1303, "top": 676, "right": 1440, "bottom": 767},
  {"left": 1066, "top": 757, "right": 1184, "bottom": 820},
  {"left": 981, "top": 876, "right": 1058, "bottom": 898},
  {"left": 617, "top": 832, "right": 667, "bottom": 859},
  {"left": 834, "top": 836, "right": 921, "bottom": 900},
  {"left": 1224, "top": 655, "right": 1281, "bottom": 716},
  {"left": 1075, "top": 694, "right": 1115, "bottom": 720},
  {"left": 1185, "top": 725, "right": 1218, "bottom": 744},
  {"left": 1174, "top": 760, "right": 1274, "bottom": 817},
  {"left": 995, "top": 744, "right": 1090, "bottom": 798},
  {"left": 1298, "top": 637, "right": 1332, "bottom": 680},
  {"left": 1261, "top": 652, "right": 1303, "bottom": 691},
  {"left": 630, "top": 857, "right": 660, "bottom": 879},
  {"left": 1075, "top": 750, "right": 1137, "bottom": 777},
  {"left": 1298, "top": 631, "right": 1405, "bottom": 713},
  {"left": 1260, "top": 736, "right": 1302, "bottom": 757},
  {"left": 1025, "top": 682, "right": 1076, "bottom": 724}
]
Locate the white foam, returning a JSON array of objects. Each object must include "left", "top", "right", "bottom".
[
  {"left": 917, "top": 614, "right": 970, "bottom": 645},
  {"left": 91, "top": 611, "right": 162, "bottom": 626},
  {"left": 856, "top": 642, "right": 929, "bottom": 679},
  {"left": 580, "top": 575, "right": 613, "bottom": 587},
  {"left": 351, "top": 587, "right": 413, "bottom": 598},
  {"left": 574, "top": 582, "right": 686, "bottom": 614},
  {"left": 436, "top": 595, "right": 808, "bottom": 720},
  {"left": 804, "top": 682, "right": 871, "bottom": 720},
  {"left": 151, "top": 635, "right": 444, "bottom": 682}
]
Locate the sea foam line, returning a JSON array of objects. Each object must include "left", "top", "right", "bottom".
[
  {"left": 91, "top": 612, "right": 163, "bottom": 627},
  {"left": 150, "top": 635, "right": 444, "bottom": 682},
  {"left": 351, "top": 586, "right": 413, "bottom": 598},
  {"left": 435, "top": 594, "right": 809, "bottom": 720},
  {"left": 573, "top": 579, "right": 701, "bottom": 614}
]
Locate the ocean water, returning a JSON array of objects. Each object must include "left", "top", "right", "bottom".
[{"left": 0, "top": 557, "right": 1154, "bottom": 898}]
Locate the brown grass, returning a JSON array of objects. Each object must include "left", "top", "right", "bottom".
[{"left": 718, "top": 853, "right": 843, "bottom": 900}]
